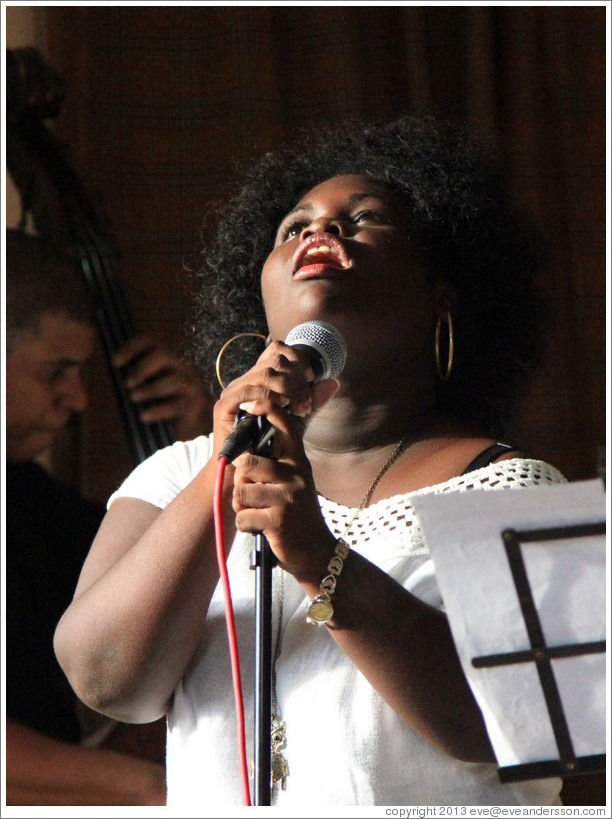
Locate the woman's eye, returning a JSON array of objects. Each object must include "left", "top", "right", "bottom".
[
  {"left": 278, "top": 219, "right": 306, "bottom": 242},
  {"left": 353, "top": 209, "right": 389, "bottom": 224},
  {"left": 276, "top": 207, "right": 392, "bottom": 244}
]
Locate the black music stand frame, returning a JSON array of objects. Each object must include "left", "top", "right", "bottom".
[{"left": 471, "top": 521, "right": 606, "bottom": 783}]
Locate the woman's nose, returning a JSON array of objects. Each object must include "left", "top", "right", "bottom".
[{"left": 300, "top": 217, "right": 342, "bottom": 240}]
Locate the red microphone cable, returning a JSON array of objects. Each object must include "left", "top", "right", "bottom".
[{"left": 214, "top": 455, "right": 251, "bottom": 806}]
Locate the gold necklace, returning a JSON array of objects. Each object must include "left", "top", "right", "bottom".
[{"left": 268, "top": 435, "right": 410, "bottom": 792}]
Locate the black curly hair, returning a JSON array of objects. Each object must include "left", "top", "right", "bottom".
[{"left": 190, "top": 115, "right": 546, "bottom": 437}]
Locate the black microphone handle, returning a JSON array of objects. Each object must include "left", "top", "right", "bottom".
[
  {"left": 218, "top": 344, "right": 328, "bottom": 461},
  {"left": 218, "top": 411, "right": 275, "bottom": 461}
]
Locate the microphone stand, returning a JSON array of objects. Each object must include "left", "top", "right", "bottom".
[
  {"left": 252, "top": 531, "right": 275, "bottom": 805},
  {"left": 220, "top": 323, "right": 346, "bottom": 805},
  {"left": 223, "top": 417, "right": 277, "bottom": 804}
]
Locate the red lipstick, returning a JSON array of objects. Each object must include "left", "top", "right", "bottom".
[{"left": 292, "top": 233, "right": 350, "bottom": 279}]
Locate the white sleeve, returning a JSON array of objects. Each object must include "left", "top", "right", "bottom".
[{"left": 107, "top": 434, "right": 214, "bottom": 510}]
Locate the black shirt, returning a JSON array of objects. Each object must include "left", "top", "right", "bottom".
[{"left": 6, "top": 461, "right": 104, "bottom": 742}]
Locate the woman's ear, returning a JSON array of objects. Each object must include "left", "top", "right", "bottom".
[{"left": 432, "top": 281, "right": 457, "bottom": 318}]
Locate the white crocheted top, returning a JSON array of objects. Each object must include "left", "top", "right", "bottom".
[
  {"left": 108, "top": 441, "right": 567, "bottom": 807},
  {"left": 319, "top": 459, "right": 567, "bottom": 560}
]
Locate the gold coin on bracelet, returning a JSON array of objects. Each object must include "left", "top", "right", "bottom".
[
  {"left": 306, "top": 594, "right": 334, "bottom": 626},
  {"left": 306, "top": 537, "right": 350, "bottom": 626}
]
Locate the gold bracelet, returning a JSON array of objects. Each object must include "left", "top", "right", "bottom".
[{"left": 305, "top": 538, "right": 350, "bottom": 626}]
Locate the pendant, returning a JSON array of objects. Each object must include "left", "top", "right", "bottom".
[{"left": 270, "top": 714, "right": 289, "bottom": 790}]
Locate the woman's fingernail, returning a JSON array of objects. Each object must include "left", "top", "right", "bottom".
[{"left": 293, "top": 398, "right": 312, "bottom": 417}]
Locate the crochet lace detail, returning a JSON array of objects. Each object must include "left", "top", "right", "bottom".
[{"left": 318, "top": 459, "right": 566, "bottom": 558}]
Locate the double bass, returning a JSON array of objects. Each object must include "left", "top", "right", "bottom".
[{"left": 6, "top": 46, "right": 176, "bottom": 466}]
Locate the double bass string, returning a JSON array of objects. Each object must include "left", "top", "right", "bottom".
[
  {"left": 39, "top": 113, "right": 175, "bottom": 462},
  {"left": 73, "top": 207, "right": 176, "bottom": 460}
]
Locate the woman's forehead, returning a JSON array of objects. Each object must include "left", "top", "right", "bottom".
[{"left": 297, "top": 173, "right": 393, "bottom": 202}]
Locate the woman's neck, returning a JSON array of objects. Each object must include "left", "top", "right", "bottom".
[
  {"left": 303, "top": 380, "right": 449, "bottom": 455},
  {"left": 302, "top": 389, "right": 485, "bottom": 508}
]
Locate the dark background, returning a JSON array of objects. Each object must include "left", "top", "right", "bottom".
[
  {"left": 35, "top": 5, "right": 605, "bottom": 504},
  {"left": 7, "top": 5, "right": 607, "bottom": 805}
]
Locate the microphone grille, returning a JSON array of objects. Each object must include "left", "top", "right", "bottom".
[{"left": 285, "top": 320, "right": 347, "bottom": 380}]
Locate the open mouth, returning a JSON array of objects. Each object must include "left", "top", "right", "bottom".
[{"left": 292, "top": 233, "right": 350, "bottom": 278}]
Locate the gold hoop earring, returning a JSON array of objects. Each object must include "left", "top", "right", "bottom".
[
  {"left": 215, "top": 332, "right": 267, "bottom": 390},
  {"left": 435, "top": 311, "right": 454, "bottom": 382}
]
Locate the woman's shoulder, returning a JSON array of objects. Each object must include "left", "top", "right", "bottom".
[
  {"left": 436, "top": 437, "right": 566, "bottom": 485},
  {"left": 107, "top": 434, "right": 214, "bottom": 510},
  {"left": 434, "top": 457, "right": 568, "bottom": 495}
]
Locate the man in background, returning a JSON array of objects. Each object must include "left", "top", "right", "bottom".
[{"left": 5, "top": 228, "right": 207, "bottom": 804}]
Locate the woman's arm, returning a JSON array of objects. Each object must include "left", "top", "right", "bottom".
[
  {"left": 54, "top": 340, "right": 323, "bottom": 723},
  {"left": 317, "top": 551, "right": 495, "bottom": 762},
  {"left": 54, "top": 456, "right": 233, "bottom": 723}
]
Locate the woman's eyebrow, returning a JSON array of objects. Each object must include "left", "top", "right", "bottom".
[
  {"left": 282, "top": 192, "right": 387, "bottom": 220},
  {"left": 282, "top": 202, "right": 313, "bottom": 219},
  {"left": 347, "top": 192, "right": 382, "bottom": 205}
]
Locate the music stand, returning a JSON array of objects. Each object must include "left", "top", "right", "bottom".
[
  {"left": 412, "top": 478, "right": 606, "bottom": 785},
  {"left": 473, "top": 521, "right": 606, "bottom": 782}
]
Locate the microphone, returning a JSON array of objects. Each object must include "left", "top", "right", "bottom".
[{"left": 218, "top": 320, "right": 347, "bottom": 461}]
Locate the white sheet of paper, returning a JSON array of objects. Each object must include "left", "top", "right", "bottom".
[{"left": 411, "top": 478, "right": 606, "bottom": 768}]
